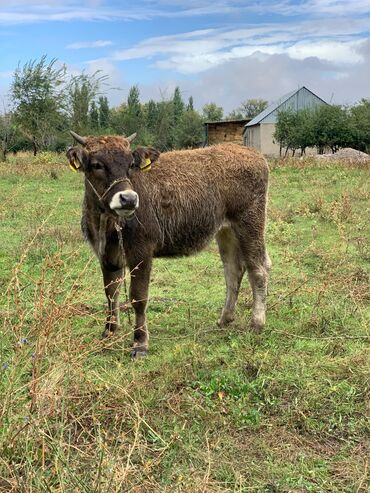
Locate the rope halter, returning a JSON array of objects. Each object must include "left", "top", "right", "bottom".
[{"left": 85, "top": 177, "right": 132, "bottom": 203}]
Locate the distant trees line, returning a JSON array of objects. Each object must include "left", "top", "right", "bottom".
[
  {"left": 0, "top": 56, "right": 269, "bottom": 160},
  {"left": 274, "top": 102, "right": 370, "bottom": 156},
  {"left": 0, "top": 56, "right": 369, "bottom": 161}
]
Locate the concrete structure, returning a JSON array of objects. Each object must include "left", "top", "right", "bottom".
[
  {"left": 204, "top": 119, "right": 250, "bottom": 146},
  {"left": 243, "top": 86, "right": 328, "bottom": 156}
]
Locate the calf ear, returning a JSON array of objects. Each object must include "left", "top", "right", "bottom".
[
  {"left": 133, "top": 147, "right": 160, "bottom": 172},
  {"left": 66, "top": 147, "right": 89, "bottom": 172}
]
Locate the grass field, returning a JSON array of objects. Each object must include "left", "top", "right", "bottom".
[{"left": 0, "top": 152, "right": 369, "bottom": 492}]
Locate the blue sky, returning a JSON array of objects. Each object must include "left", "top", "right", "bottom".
[{"left": 1, "top": 0, "right": 370, "bottom": 112}]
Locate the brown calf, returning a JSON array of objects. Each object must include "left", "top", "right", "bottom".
[{"left": 67, "top": 133, "right": 271, "bottom": 357}]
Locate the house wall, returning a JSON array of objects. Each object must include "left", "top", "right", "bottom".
[
  {"left": 260, "top": 123, "right": 280, "bottom": 156},
  {"left": 244, "top": 125, "right": 261, "bottom": 150}
]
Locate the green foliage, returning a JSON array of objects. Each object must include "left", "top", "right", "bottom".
[
  {"left": 202, "top": 102, "right": 224, "bottom": 122},
  {"left": 274, "top": 104, "right": 364, "bottom": 156},
  {"left": 239, "top": 98, "right": 269, "bottom": 118},
  {"left": 186, "top": 95, "right": 194, "bottom": 111},
  {"left": 68, "top": 71, "right": 108, "bottom": 134},
  {"left": 109, "top": 103, "right": 127, "bottom": 135},
  {"left": 311, "top": 104, "right": 351, "bottom": 153},
  {"left": 226, "top": 109, "right": 244, "bottom": 120},
  {"left": 0, "top": 112, "right": 16, "bottom": 161},
  {"left": 89, "top": 100, "right": 99, "bottom": 130},
  {"left": 172, "top": 86, "right": 185, "bottom": 125},
  {"left": 349, "top": 98, "right": 370, "bottom": 152},
  {"left": 274, "top": 108, "right": 316, "bottom": 155},
  {"left": 98, "top": 96, "right": 110, "bottom": 129},
  {"left": 274, "top": 109, "right": 299, "bottom": 154},
  {"left": 11, "top": 56, "right": 67, "bottom": 154},
  {"left": 124, "top": 85, "right": 144, "bottom": 137},
  {"left": 152, "top": 100, "right": 175, "bottom": 151},
  {"left": 144, "top": 99, "right": 159, "bottom": 134},
  {"left": 176, "top": 109, "right": 204, "bottom": 148}
]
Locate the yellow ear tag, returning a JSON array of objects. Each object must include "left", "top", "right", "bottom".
[
  {"left": 69, "top": 158, "right": 80, "bottom": 173},
  {"left": 140, "top": 158, "right": 152, "bottom": 172}
]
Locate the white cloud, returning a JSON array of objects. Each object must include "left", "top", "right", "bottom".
[
  {"left": 94, "top": 36, "right": 370, "bottom": 111},
  {"left": 178, "top": 41, "right": 370, "bottom": 111},
  {"left": 0, "top": 3, "right": 268, "bottom": 25},
  {"left": 1, "top": 0, "right": 369, "bottom": 25},
  {"left": 109, "top": 18, "right": 370, "bottom": 74},
  {"left": 287, "top": 40, "right": 365, "bottom": 65},
  {"left": 67, "top": 40, "right": 113, "bottom": 49}
]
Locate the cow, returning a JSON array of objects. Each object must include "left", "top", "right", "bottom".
[{"left": 66, "top": 131, "right": 271, "bottom": 358}]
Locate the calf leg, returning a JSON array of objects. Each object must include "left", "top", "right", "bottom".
[
  {"left": 234, "top": 223, "right": 270, "bottom": 332},
  {"left": 126, "top": 255, "right": 153, "bottom": 358},
  {"left": 102, "top": 267, "right": 123, "bottom": 338},
  {"left": 247, "top": 262, "right": 268, "bottom": 331},
  {"left": 216, "top": 225, "right": 246, "bottom": 327}
]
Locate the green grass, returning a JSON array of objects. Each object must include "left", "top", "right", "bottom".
[{"left": 0, "top": 152, "right": 369, "bottom": 492}]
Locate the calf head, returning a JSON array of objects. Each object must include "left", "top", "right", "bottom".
[{"left": 67, "top": 131, "right": 160, "bottom": 218}]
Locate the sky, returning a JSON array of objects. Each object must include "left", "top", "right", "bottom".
[{"left": 0, "top": 0, "right": 370, "bottom": 112}]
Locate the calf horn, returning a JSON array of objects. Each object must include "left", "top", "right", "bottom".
[
  {"left": 70, "top": 130, "right": 87, "bottom": 146},
  {"left": 127, "top": 133, "right": 137, "bottom": 143}
]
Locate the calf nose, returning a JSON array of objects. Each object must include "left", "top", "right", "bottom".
[{"left": 119, "top": 191, "right": 138, "bottom": 209}]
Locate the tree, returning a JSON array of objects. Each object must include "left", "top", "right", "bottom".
[
  {"left": 89, "top": 100, "right": 99, "bottom": 130},
  {"left": 11, "top": 56, "right": 67, "bottom": 155},
  {"left": 239, "top": 98, "right": 268, "bottom": 119},
  {"left": 173, "top": 87, "right": 185, "bottom": 125},
  {"left": 110, "top": 103, "right": 127, "bottom": 134},
  {"left": 124, "top": 85, "right": 143, "bottom": 136},
  {"left": 68, "top": 71, "right": 107, "bottom": 134},
  {"left": 274, "top": 109, "right": 300, "bottom": 156},
  {"left": 293, "top": 109, "right": 315, "bottom": 155},
  {"left": 144, "top": 99, "right": 159, "bottom": 134},
  {"left": 186, "top": 96, "right": 194, "bottom": 112},
  {"left": 275, "top": 104, "right": 353, "bottom": 156},
  {"left": 176, "top": 110, "right": 203, "bottom": 149},
  {"left": 226, "top": 109, "right": 244, "bottom": 120},
  {"left": 153, "top": 100, "right": 175, "bottom": 151},
  {"left": 98, "top": 96, "right": 110, "bottom": 129},
  {"left": 202, "top": 103, "right": 224, "bottom": 122},
  {"left": 311, "top": 105, "right": 351, "bottom": 153},
  {"left": 349, "top": 99, "right": 370, "bottom": 152},
  {"left": 0, "top": 112, "right": 15, "bottom": 161}
]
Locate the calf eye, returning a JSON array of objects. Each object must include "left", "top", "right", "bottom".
[{"left": 93, "top": 162, "right": 104, "bottom": 170}]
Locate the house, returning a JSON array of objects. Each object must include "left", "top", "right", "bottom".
[
  {"left": 243, "top": 86, "right": 328, "bottom": 156},
  {"left": 204, "top": 119, "right": 250, "bottom": 146}
]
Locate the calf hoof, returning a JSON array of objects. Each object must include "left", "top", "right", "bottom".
[
  {"left": 131, "top": 347, "right": 148, "bottom": 359},
  {"left": 250, "top": 314, "right": 265, "bottom": 333},
  {"left": 101, "top": 327, "right": 118, "bottom": 338},
  {"left": 217, "top": 313, "right": 235, "bottom": 327}
]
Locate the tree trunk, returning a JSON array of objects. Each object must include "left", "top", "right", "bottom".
[
  {"left": 0, "top": 140, "right": 7, "bottom": 162},
  {"left": 32, "top": 137, "right": 37, "bottom": 156}
]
